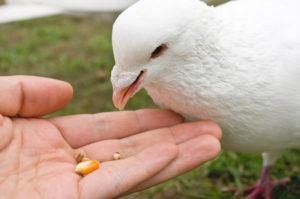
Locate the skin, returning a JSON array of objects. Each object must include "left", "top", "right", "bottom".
[{"left": 0, "top": 75, "right": 221, "bottom": 199}]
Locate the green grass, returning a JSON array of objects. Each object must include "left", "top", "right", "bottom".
[{"left": 0, "top": 16, "right": 299, "bottom": 199}]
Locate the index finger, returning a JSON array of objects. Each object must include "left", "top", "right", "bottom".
[{"left": 0, "top": 76, "right": 73, "bottom": 117}]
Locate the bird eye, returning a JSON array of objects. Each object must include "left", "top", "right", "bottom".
[{"left": 151, "top": 44, "right": 168, "bottom": 59}]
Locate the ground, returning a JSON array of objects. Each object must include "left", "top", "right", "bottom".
[{"left": 0, "top": 15, "right": 299, "bottom": 199}]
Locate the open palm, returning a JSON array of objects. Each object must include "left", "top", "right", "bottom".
[{"left": 0, "top": 76, "right": 221, "bottom": 199}]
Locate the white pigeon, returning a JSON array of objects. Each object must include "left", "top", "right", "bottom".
[
  {"left": 110, "top": 0, "right": 300, "bottom": 198},
  {"left": 0, "top": 0, "right": 228, "bottom": 24},
  {"left": 0, "top": 0, "right": 138, "bottom": 24}
]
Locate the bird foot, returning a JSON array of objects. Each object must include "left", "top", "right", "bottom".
[
  {"left": 244, "top": 184, "right": 272, "bottom": 199},
  {"left": 244, "top": 178, "right": 290, "bottom": 199},
  {"left": 222, "top": 164, "right": 290, "bottom": 199},
  {"left": 243, "top": 165, "right": 273, "bottom": 199}
]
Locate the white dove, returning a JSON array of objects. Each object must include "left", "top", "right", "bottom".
[
  {"left": 0, "top": 0, "right": 138, "bottom": 24},
  {"left": 110, "top": 0, "right": 300, "bottom": 198},
  {"left": 0, "top": 0, "right": 226, "bottom": 24}
]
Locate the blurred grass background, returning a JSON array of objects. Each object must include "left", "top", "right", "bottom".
[{"left": 0, "top": 14, "right": 299, "bottom": 199}]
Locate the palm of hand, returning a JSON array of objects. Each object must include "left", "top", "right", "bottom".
[
  {"left": 0, "top": 117, "right": 80, "bottom": 198},
  {"left": 0, "top": 76, "right": 221, "bottom": 198}
]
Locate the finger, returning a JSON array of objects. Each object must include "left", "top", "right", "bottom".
[
  {"left": 79, "top": 144, "right": 178, "bottom": 199},
  {"left": 81, "top": 121, "right": 222, "bottom": 162},
  {"left": 50, "top": 109, "right": 183, "bottom": 148},
  {"left": 130, "top": 135, "right": 221, "bottom": 193},
  {"left": 0, "top": 76, "right": 73, "bottom": 117}
]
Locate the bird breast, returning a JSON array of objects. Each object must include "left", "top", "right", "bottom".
[{"left": 144, "top": 66, "right": 300, "bottom": 153}]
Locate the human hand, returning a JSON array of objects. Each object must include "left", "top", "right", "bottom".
[{"left": 0, "top": 76, "right": 221, "bottom": 198}]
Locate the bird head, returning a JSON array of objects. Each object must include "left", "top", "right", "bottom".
[{"left": 111, "top": 0, "right": 212, "bottom": 110}]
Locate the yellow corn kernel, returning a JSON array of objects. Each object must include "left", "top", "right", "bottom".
[{"left": 75, "top": 160, "right": 100, "bottom": 175}]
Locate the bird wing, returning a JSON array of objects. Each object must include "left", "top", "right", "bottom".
[
  {"left": 216, "top": 0, "right": 300, "bottom": 146},
  {"left": 0, "top": 4, "right": 63, "bottom": 24}
]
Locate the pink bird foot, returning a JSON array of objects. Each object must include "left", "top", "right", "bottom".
[
  {"left": 245, "top": 166, "right": 273, "bottom": 199},
  {"left": 244, "top": 166, "right": 290, "bottom": 199}
]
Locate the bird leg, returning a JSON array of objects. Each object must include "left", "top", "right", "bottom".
[{"left": 245, "top": 165, "right": 273, "bottom": 199}]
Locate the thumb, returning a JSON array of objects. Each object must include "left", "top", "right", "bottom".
[{"left": 0, "top": 76, "right": 73, "bottom": 117}]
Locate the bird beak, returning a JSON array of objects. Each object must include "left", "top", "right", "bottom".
[{"left": 111, "top": 70, "right": 146, "bottom": 110}]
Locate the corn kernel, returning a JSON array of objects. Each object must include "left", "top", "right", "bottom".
[{"left": 75, "top": 160, "right": 100, "bottom": 175}]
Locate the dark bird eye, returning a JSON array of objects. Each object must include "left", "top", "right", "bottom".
[{"left": 151, "top": 44, "right": 168, "bottom": 59}]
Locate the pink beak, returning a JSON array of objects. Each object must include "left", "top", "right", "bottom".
[{"left": 112, "top": 71, "right": 146, "bottom": 110}]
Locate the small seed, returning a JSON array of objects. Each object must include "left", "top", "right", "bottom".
[
  {"left": 113, "top": 152, "right": 122, "bottom": 160},
  {"left": 76, "top": 151, "right": 87, "bottom": 163},
  {"left": 75, "top": 160, "right": 100, "bottom": 175}
]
